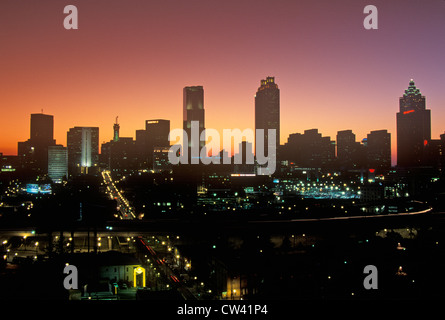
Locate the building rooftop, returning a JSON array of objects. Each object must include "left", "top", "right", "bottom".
[{"left": 403, "top": 79, "right": 422, "bottom": 97}]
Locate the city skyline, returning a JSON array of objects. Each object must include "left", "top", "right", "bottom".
[
  {"left": 4, "top": 0, "right": 445, "bottom": 306},
  {"left": 2, "top": 0, "right": 445, "bottom": 166},
  {"left": 1, "top": 78, "right": 441, "bottom": 167}
]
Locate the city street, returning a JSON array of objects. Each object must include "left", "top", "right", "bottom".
[{"left": 102, "top": 171, "right": 135, "bottom": 220}]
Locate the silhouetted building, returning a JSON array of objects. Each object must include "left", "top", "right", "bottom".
[
  {"left": 183, "top": 86, "right": 205, "bottom": 163},
  {"left": 135, "top": 119, "right": 170, "bottom": 169},
  {"left": 67, "top": 127, "right": 99, "bottom": 175},
  {"left": 336, "top": 130, "right": 365, "bottom": 170},
  {"left": 233, "top": 141, "right": 255, "bottom": 174},
  {"left": 425, "top": 139, "right": 443, "bottom": 168},
  {"left": 17, "top": 141, "right": 37, "bottom": 171},
  {"left": 30, "top": 113, "right": 55, "bottom": 144},
  {"left": 367, "top": 130, "right": 391, "bottom": 171},
  {"left": 282, "top": 129, "right": 335, "bottom": 168},
  {"left": 18, "top": 113, "right": 56, "bottom": 173},
  {"left": 397, "top": 79, "right": 431, "bottom": 167},
  {"left": 175, "top": 87, "right": 207, "bottom": 205},
  {"left": 101, "top": 137, "right": 137, "bottom": 173},
  {"left": 48, "top": 145, "right": 68, "bottom": 183},
  {"left": 146, "top": 119, "right": 170, "bottom": 147},
  {"left": 255, "top": 77, "right": 279, "bottom": 157},
  {"left": 100, "top": 119, "right": 138, "bottom": 173}
]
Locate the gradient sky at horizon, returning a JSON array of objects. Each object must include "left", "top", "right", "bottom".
[{"left": 1, "top": 0, "right": 445, "bottom": 165}]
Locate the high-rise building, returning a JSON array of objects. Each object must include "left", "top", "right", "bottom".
[
  {"left": 183, "top": 86, "right": 205, "bottom": 162},
  {"left": 101, "top": 119, "right": 138, "bottom": 173},
  {"left": 367, "top": 130, "right": 391, "bottom": 171},
  {"left": 255, "top": 77, "right": 280, "bottom": 157},
  {"left": 48, "top": 145, "right": 68, "bottom": 183},
  {"left": 17, "top": 141, "right": 37, "bottom": 170},
  {"left": 30, "top": 113, "right": 55, "bottom": 144},
  {"left": 101, "top": 137, "right": 136, "bottom": 173},
  {"left": 135, "top": 129, "right": 149, "bottom": 169},
  {"left": 397, "top": 79, "right": 431, "bottom": 167},
  {"left": 146, "top": 119, "right": 170, "bottom": 148},
  {"left": 18, "top": 113, "right": 56, "bottom": 173},
  {"left": 233, "top": 141, "right": 255, "bottom": 174},
  {"left": 336, "top": 130, "right": 365, "bottom": 170},
  {"left": 282, "top": 129, "right": 335, "bottom": 168},
  {"left": 135, "top": 119, "right": 170, "bottom": 169},
  {"left": 424, "top": 138, "right": 442, "bottom": 168},
  {"left": 67, "top": 127, "right": 99, "bottom": 175}
]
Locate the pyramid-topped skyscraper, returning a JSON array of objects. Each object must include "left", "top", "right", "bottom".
[{"left": 396, "top": 79, "right": 431, "bottom": 167}]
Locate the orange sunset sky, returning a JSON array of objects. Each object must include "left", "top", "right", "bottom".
[{"left": 1, "top": 0, "right": 445, "bottom": 166}]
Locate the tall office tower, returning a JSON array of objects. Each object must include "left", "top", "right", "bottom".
[
  {"left": 113, "top": 116, "right": 120, "bottom": 142},
  {"left": 135, "top": 119, "right": 170, "bottom": 169},
  {"left": 183, "top": 86, "right": 205, "bottom": 162},
  {"left": 101, "top": 137, "right": 136, "bottom": 172},
  {"left": 67, "top": 127, "right": 99, "bottom": 175},
  {"left": 145, "top": 119, "right": 170, "bottom": 148},
  {"left": 397, "top": 79, "right": 431, "bottom": 167},
  {"left": 336, "top": 130, "right": 365, "bottom": 169},
  {"left": 48, "top": 145, "right": 68, "bottom": 183},
  {"left": 367, "top": 130, "right": 391, "bottom": 171},
  {"left": 255, "top": 77, "right": 280, "bottom": 158},
  {"left": 30, "top": 113, "right": 55, "bottom": 144},
  {"left": 18, "top": 113, "right": 56, "bottom": 173}
]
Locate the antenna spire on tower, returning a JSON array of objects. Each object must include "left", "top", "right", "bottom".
[{"left": 113, "top": 116, "right": 120, "bottom": 142}]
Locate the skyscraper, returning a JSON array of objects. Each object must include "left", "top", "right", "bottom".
[
  {"left": 146, "top": 119, "right": 170, "bottom": 148},
  {"left": 67, "top": 127, "right": 99, "bottom": 175},
  {"left": 367, "top": 130, "right": 391, "bottom": 171},
  {"left": 18, "top": 113, "right": 56, "bottom": 173},
  {"left": 397, "top": 79, "right": 431, "bottom": 167},
  {"left": 48, "top": 145, "right": 68, "bottom": 183},
  {"left": 101, "top": 120, "right": 137, "bottom": 172},
  {"left": 135, "top": 119, "right": 170, "bottom": 169},
  {"left": 336, "top": 130, "right": 365, "bottom": 169},
  {"left": 30, "top": 113, "right": 55, "bottom": 144},
  {"left": 255, "top": 77, "right": 279, "bottom": 157},
  {"left": 183, "top": 86, "right": 205, "bottom": 162}
]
